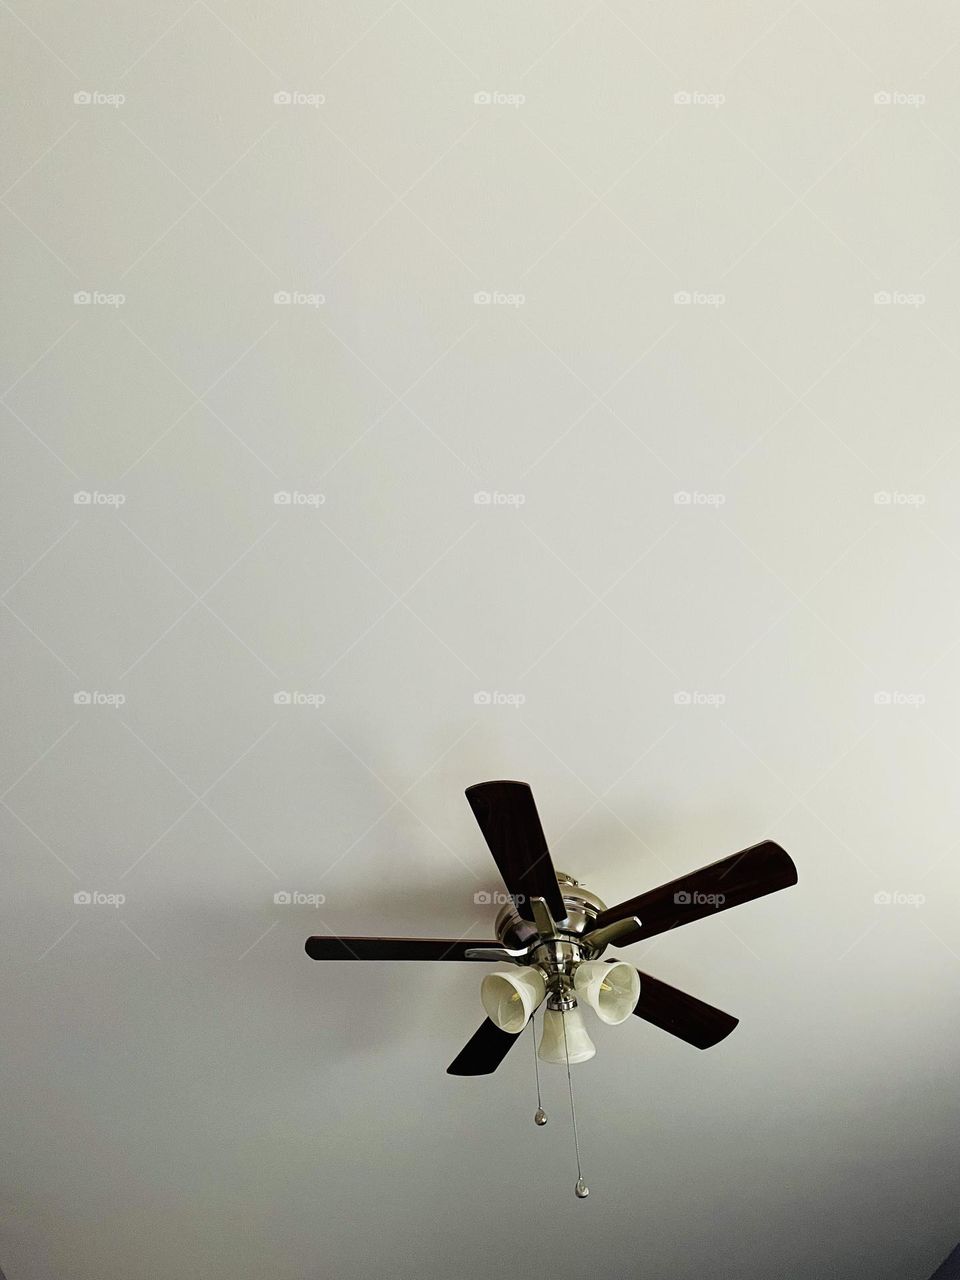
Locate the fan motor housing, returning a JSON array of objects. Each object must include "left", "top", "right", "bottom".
[{"left": 494, "top": 873, "right": 609, "bottom": 999}]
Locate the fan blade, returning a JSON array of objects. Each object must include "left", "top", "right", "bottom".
[
  {"left": 631, "top": 969, "right": 739, "bottom": 1049},
  {"left": 592, "top": 840, "right": 797, "bottom": 945},
  {"left": 304, "top": 936, "right": 500, "bottom": 961},
  {"left": 465, "top": 780, "right": 566, "bottom": 923},
  {"left": 446, "top": 1018, "right": 521, "bottom": 1075}
]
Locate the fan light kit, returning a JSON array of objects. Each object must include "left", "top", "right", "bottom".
[{"left": 306, "top": 780, "right": 798, "bottom": 1198}]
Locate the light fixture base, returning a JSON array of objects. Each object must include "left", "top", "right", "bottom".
[{"left": 493, "top": 877, "right": 611, "bottom": 1005}]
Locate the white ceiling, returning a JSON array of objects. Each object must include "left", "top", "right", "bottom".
[{"left": 4, "top": 1, "right": 960, "bottom": 1276}]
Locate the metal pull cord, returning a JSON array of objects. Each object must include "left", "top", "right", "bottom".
[
  {"left": 560, "top": 1008, "right": 589, "bottom": 1199},
  {"left": 531, "top": 1012, "right": 547, "bottom": 1126}
]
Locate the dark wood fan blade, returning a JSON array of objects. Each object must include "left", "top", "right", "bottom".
[
  {"left": 593, "top": 840, "right": 797, "bottom": 945},
  {"left": 446, "top": 1018, "right": 521, "bottom": 1075},
  {"left": 631, "top": 968, "right": 739, "bottom": 1049},
  {"left": 304, "top": 937, "right": 501, "bottom": 961},
  {"left": 465, "top": 780, "right": 566, "bottom": 923}
]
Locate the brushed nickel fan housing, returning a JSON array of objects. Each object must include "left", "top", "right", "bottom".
[
  {"left": 484, "top": 874, "right": 631, "bottom": 1009},
  {"left": 494, "top": 873, "right": 605, "bottom": 943}
]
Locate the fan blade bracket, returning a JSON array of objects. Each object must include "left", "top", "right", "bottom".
[
  {"left": 580, "top": 915, "right": 642, "bottom": 951},
  {"left": 530, "top": 895, "right": 561, "bottom": 938},
  {"left": 462, "top": 945, "right": 535, "bottom": 964}
]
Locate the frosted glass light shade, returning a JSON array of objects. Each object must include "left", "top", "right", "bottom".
[
  {"left": 538, "top": 1006, "right": 596, "bottom": 1064},
  {"left": 481, "top": 968, "right": 546, "bottom": 1033},
  {"left": 574, "top": 960, "right": 641, "bottom": 1026}
]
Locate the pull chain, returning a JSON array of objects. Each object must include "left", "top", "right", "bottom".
[
  {"left": 560, "top": 1006, "right": 590, "bottom": 1199},
  {"left": 531, "top": 1012, "right": 547, "bottom": 1126}
]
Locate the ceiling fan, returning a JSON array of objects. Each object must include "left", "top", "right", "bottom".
[{"left": 306, "top": 779, "right": 798, "bottom": 1194}]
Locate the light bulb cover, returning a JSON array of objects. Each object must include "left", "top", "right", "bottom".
[
  {"left": 481, "top": 968, "right": 546, "bottom": 1033},
  {"left": 574, "top": 960, "right": 640, "bottom": 1025},
  {"left": 538, "top": 1005, "right": 596, "bottom": 1064}
]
